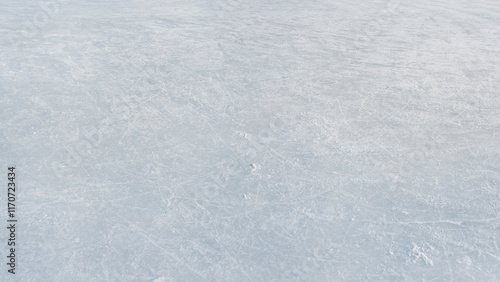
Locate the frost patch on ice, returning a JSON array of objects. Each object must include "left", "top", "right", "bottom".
[{"left": 408, "top": 243, "right": 434, "bottom": 266}]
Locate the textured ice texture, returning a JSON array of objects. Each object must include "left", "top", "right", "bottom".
[{"left": 1, "top": 0, "right": 499, "bottom": 281}]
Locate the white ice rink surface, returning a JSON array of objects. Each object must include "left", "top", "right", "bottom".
[{"left": 1, "top": 0, "right": 500, "bottom": 280}]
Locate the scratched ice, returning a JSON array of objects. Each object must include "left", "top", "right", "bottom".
[{"left": 0, "top": 0, "right": 499, "bottom": 280}]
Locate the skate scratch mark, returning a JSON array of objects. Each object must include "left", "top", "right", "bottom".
[
  {"left": 118, "top": 215, "right": 207, "bottom": 280},
  {"left": 337, "top": 98, "right": 352, "bottom": 130},
  {"left": 439, "top": 238, "right": 453, "bottom": 280}
]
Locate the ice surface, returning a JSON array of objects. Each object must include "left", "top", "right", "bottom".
[{"left": 1, "top": 0, "right": 499, "bottom": 280}]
